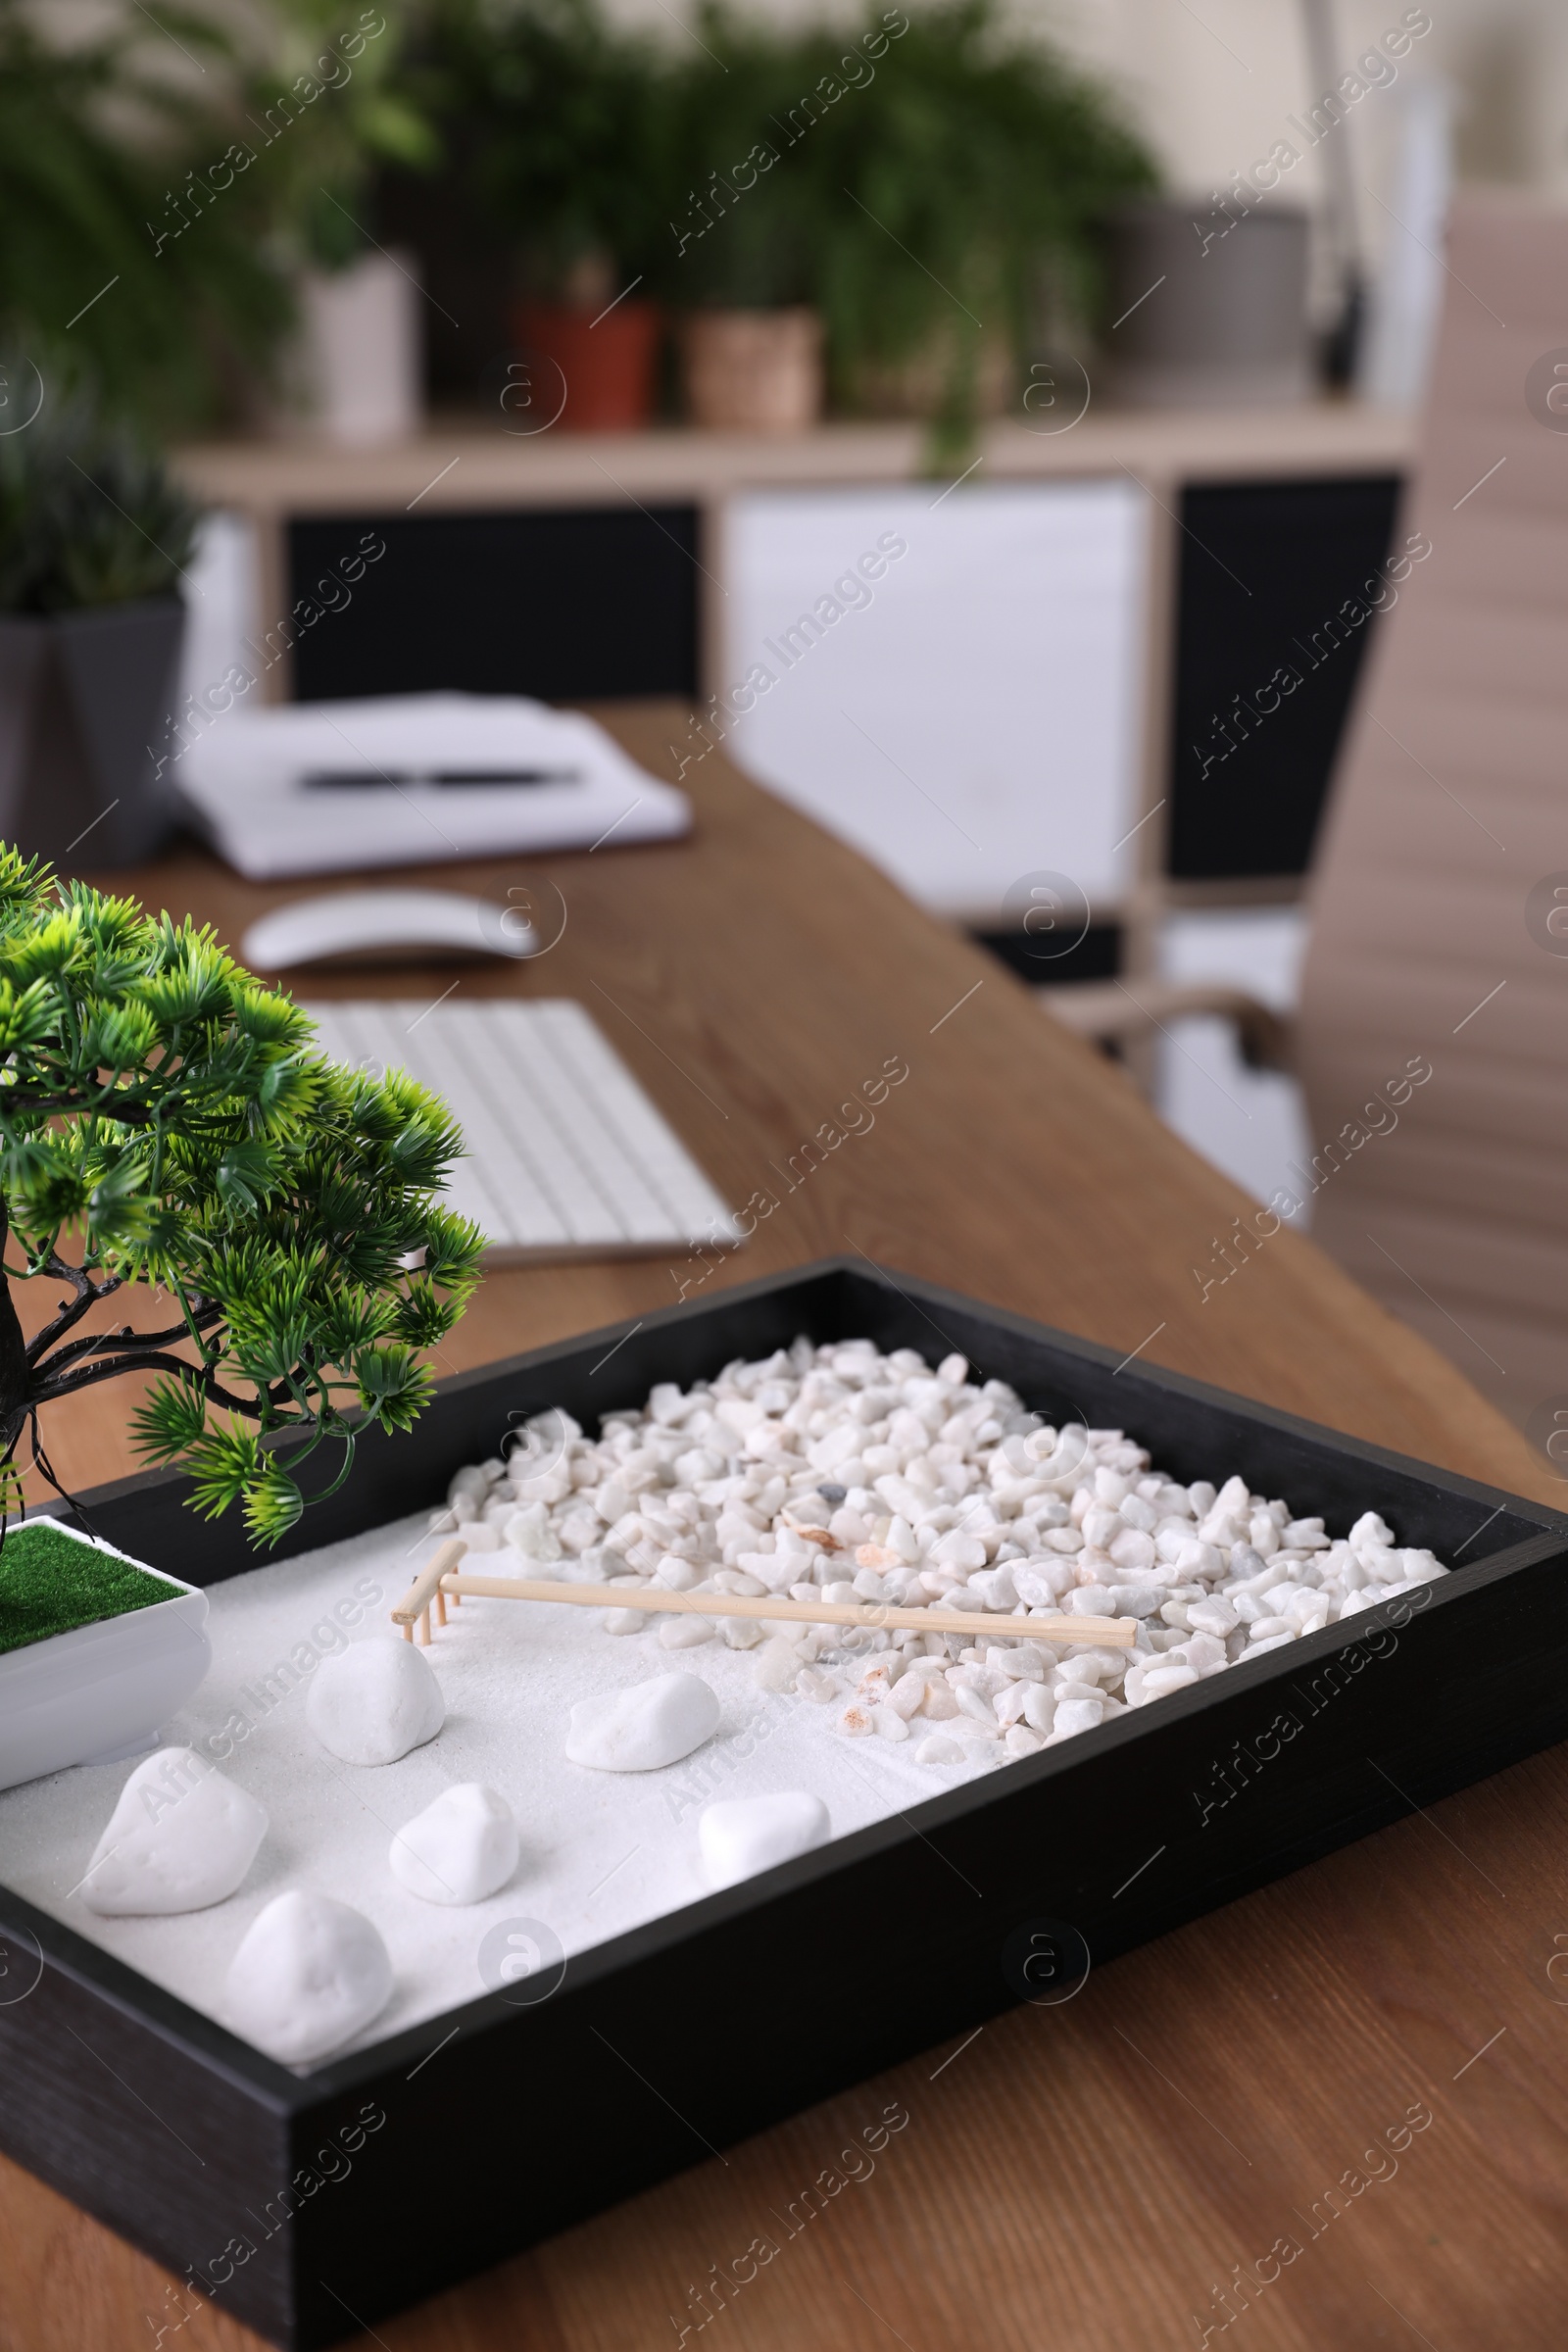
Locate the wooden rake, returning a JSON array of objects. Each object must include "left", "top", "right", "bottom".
[{"left": 390, "top": 1537, "right": 1136, "bottom": 1649}]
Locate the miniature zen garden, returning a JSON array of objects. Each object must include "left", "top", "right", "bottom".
[{"left": 0, "top": 852, "right": 1456, "bottom": 2071}]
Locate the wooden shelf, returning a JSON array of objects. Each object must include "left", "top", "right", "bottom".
[
  {"left": 173, "top": 401, "right": 1415, "bottom": 517},
  {"left": 171, "top": 402, "right": 1415, "bottom": 956}
]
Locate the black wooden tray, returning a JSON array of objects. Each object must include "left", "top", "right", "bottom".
[{"left": 2, "top": 1257, "right": 1564, "bottom": 2349}]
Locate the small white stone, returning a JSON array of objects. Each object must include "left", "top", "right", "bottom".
[
  {"left": 1052, "top": 1697, "right": 1103, "bottom": 1738},
  {"left": 602, "top": 1607, "right": 647, "bottom": 1635},
  {"left": 653, "top": 1554, "right": 705, "bottom": 1591},
  {"left": 1142, "top": 1664, "right": 1200, "bottom": 1698},
  {"left": 565, "top": 1673, "right": 720, "bottom": 1771},
  {"left": 306, "top": 1638, "right": 444, "bottom": 1766},
  {"left": 1188, "top": 1598, "right": 1239, "bottom": 1636},
  {"left": 81, "top": 1749, "right": 268, "bottom": 1916},
  {"left": 987, "top": 1643, "right": 1046, "bottom": 1681},
  {"left": 1108, "top": 1526, "right": 1155, "bottom": 1570},
  {"left": 1022, "top": 1684, "right": 1055, "bottom": 1734},
  {"left": 753, "top": 1638, "right": 804, "bottom": 1691},
  {"left": 921, "top": 1681, "right": 960, "bottom": 1719},
  {"left": 835, "top": 1700, "right": 877, "bottom": 1738},
  {"left": 1004, "top": 1725, "right": 1044, "bottom": 1757},
  {"left": 389, "top": 1785, "right": 518, "bottom": 1906},
  {"left": 659, "top": 1613, "right": 715, "bottom": 1648},
  {"left": 915, "top": 1734, "right": 965, "bottom": 1765},
  {"left": 720, "top": 1616, "right": 764, "bottom": 1648},
  {"left": 224, "top": 1888, "right": 393, "bottom": 2065},
  {"left": 954, "top": 1684, "right": 998, "bottom": 1725},
  {"left": 505, "top": 1503, "right": 563, "bottom": 1562},
  {"left": 699, "top": 1790, "right": 830, "bottom": 1888},
  {"left": 712, "top": 1567, "right": 768, "bottom": 1597},
  {"left": 947, "top": 1714, "right": 1002, "bottom": 1742}
]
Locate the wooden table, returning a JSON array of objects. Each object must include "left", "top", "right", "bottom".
[{"left": 3, "top": 706, "right": 1563, "bottom": 2352}]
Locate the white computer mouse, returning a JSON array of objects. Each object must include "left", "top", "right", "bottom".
[{"left": 240, "top": 889, "right": 538, "bottom": 971}]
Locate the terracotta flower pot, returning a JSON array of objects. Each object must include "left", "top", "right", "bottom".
[
  {"left": 510, "top": 299, "right": 662, "bottom": 431},
  {"left": 679, "top": 308, "right": 824, "bottom": 434}
]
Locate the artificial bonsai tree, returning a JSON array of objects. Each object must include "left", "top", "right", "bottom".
[{"left": 0, "top": 849, "right": 483, "bottom": 1545}]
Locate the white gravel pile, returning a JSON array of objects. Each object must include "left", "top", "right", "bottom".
[{"left": 431, "top": 1337, "right": 1452, "bottom": 1773}]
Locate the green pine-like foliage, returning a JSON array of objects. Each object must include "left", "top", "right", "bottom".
[{"left": 0, "top": 849, "right": 483, "bottom": 1545}]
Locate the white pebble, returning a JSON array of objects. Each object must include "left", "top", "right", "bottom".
[
  {"left": 447, "top": 1465, "right": 488, "bottom": 1510},
  {"left": 504, "top": 1503, "right": 562, "bottom": 1562},
  {"left": 602, "top": 1607, "right": 646, "bottom": 1635},
  {"left": 565, "top": 1673, "right": 720, "bottom": 1771},
  {"left": 835, "top": 1700, "right": 877, "bottom": 1737},
  {"left": 513, "top": 1341, "right": 1462, "bottom": 1780},
  {"left": 224, "top": 1889, "right": 392, "bottom": 2065},
  {"left": 753, "top": 1637, "right": 804, "bottom": 1691},
  {"left": 915, "top": 1734, "right": 965, "bottom": 1765},
  {"left": 659, "top": 1613, "right": 715, "bottom": 1648},
  {"left": 389, "top": 1785, "right": 517, "bottom": 1905},
  {"left": 80, "top": 1749, "right": 268, "bottom": 1916},
  {"left": 699, "top": 1792, "right": 830, "bottom": 1887},
  {"left": 1052, "top": 1697, "right": 1103, "bottom": 1738},
  {"left": 306, "top": 1638, "right": 444, "bottom": 1766}
]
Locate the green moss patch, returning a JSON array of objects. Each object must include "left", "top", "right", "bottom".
[{"left": 0, "top": 1523, "right": 172, "bottom": 1658}]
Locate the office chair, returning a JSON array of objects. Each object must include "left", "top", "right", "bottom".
[{"left": 1049, "top": 195, "right": 1568, "bottom": 1434}]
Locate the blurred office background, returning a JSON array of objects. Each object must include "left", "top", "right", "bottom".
[{"left": 3, "top": 0, "right": 1567, "bottom": 1433}]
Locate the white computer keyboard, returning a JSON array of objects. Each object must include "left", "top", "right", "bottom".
[{"left": 304, "top": 999, "right": 739, "bottom": 1262}]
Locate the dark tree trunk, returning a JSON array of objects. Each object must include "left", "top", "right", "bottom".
[{"left": 0, "top": 1198, "right": 32, "bottom": 1458}]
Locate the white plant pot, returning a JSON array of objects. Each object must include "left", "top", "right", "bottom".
[
  {"left": 0, "top": 1525, "right": 211, "bottom": 1794},
  {"left": 294, "top": 251, "right": 423, "bottom": 447}
]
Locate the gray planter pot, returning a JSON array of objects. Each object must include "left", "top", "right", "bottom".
[
  {"left": 0, "top": 596, "right": 184, "bottom": 866},
  {"left": 1102, "top": 198, "right": 1312, "bottom": 409}
]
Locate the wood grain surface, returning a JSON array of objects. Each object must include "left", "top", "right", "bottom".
[{"left": 2, "top": 704, "right": 1563, "bottom": 2352}]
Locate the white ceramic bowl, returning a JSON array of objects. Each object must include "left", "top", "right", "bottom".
[{"left": 0, "top": 1523, "right": 210, "bottom": 1793}]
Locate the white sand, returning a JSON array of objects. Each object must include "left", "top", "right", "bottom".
[{"left": 0, "top": 1511, "right": 980, "bottom": 2071}]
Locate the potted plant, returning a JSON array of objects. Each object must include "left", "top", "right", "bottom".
[
  {"left": 0, "top": 845, "right": 481, "bottom": 1788},
  {"left": 0, "top": 391, "right": 203, "bottom": 869},
  {"left": 653, "top": 15, "right": 829, "bottom": 434},
  {"left": 0, "top": 0, "right": 289, "bottom": 436},
  {"left": 658, "top": 0, "right": 1157, "bottom": 457},
  {"left": 429, "top": 0, "right": 672, "bottom": 430},
  {"left": 239, "top": 0, "right": 442, "bottom": 445}
]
